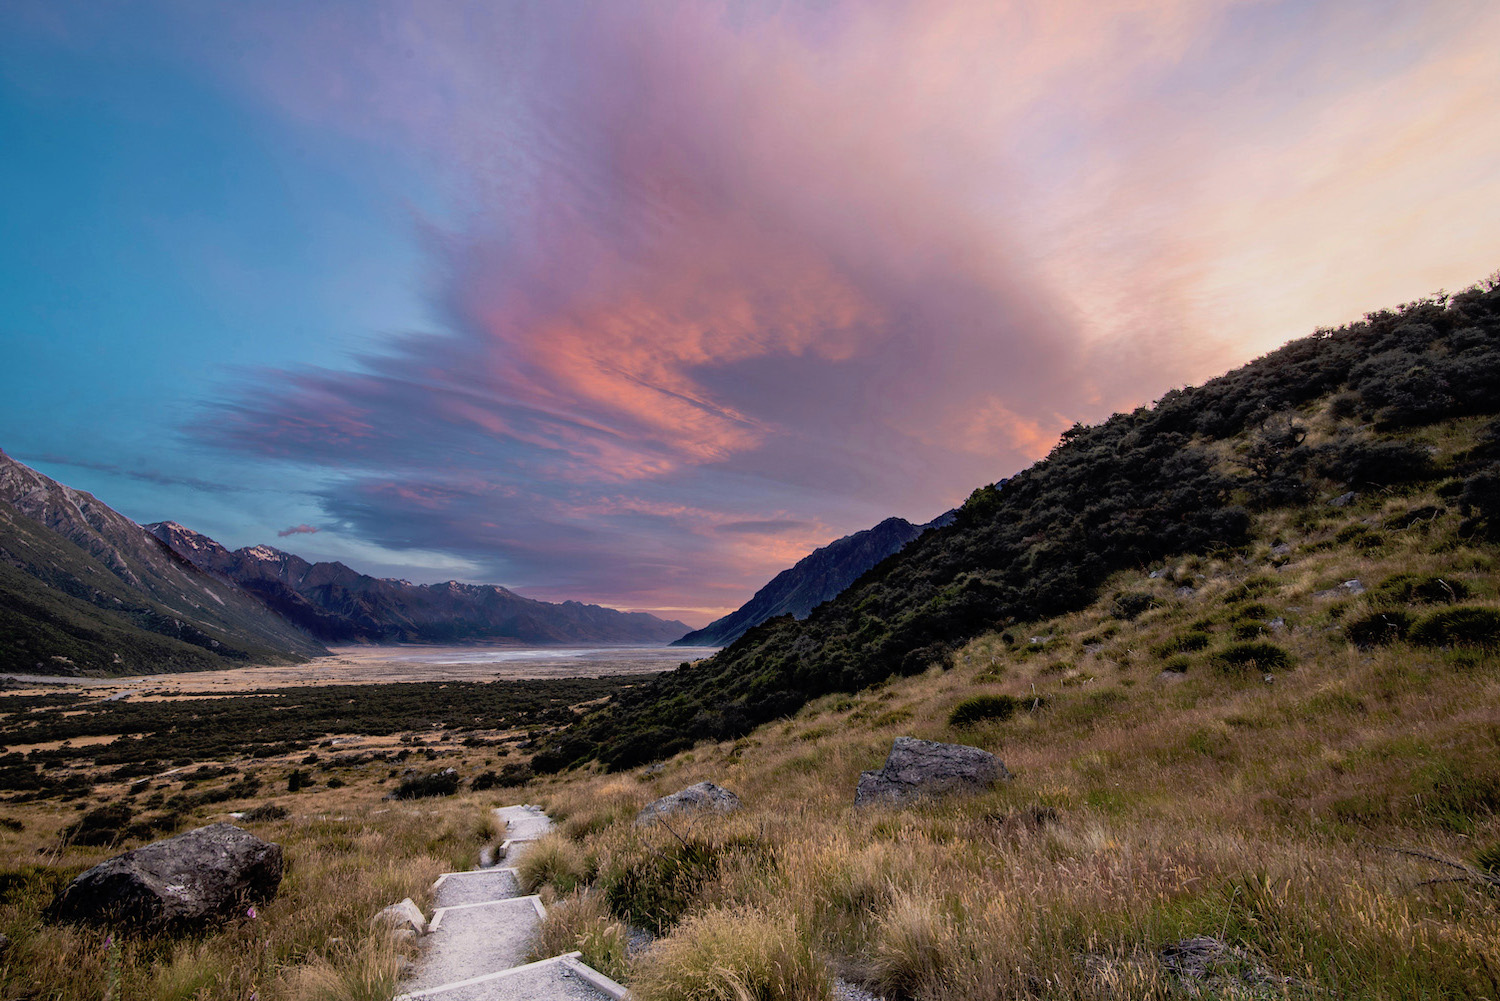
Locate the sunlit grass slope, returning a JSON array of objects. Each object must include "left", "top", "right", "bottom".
[{"left": 519, "top": 452, "right": 1500, "bottom": 998}]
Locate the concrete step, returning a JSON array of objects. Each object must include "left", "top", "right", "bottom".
[
  {"left": 396, "top": 952, "right": 627, "bottom": 1001},
  {"left": 495, "top": 804, "right": 552, "bottom": 843},
  {"left": 401, "top": 896, "right": 547, "bottom": 994},
  {"left": 432, "top": 868, "right": 521, "bottom": 908}
]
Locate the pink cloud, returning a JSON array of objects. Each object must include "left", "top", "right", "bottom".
[
  {"left": 277, "top": 524, "right": 319, "bottom": 538},
  {"left": 171, "top": 0, "right": 1500, "bottom": 620}
]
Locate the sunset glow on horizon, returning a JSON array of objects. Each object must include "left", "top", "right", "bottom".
[{"left": 4, "top": 1, "right": 1499, "bottom": 626}]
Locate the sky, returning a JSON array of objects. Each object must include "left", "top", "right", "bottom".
[{"left": 2, "top": 1, "right": 1499, "bottom": 627}]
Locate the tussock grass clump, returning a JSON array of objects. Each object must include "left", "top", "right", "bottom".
[
  {"left": 526, "top": 889, "right": 628, "bottom": 982},
  {"left": 516, "top": 833, "right": 588, "bottom": 894},
  {"left": 1150, "top": 630, "right": 1211, "bottom": 658},
  {"left": 631, "top": 905, "right": 832, "bottom": 1001},
  {"left": 868, "top": 887, "right": 955, "bottom": 1000},
  {"left": 948, "top": 694, "right": 1017, "bottom": 727},
  {"left": 1211, "top": 641, "right": 1294, "bottom": 673},
  {"left": 1409, "top": 606, "right": 1500, "bottom": 648},
  {"left": 1371, "top": 572, "right": 1468, "bottom": 605},
  {"left": 599, "top": 832, "right": 765, "bottom": 933},
  {"left": 1344, "top": 609, "right": 1413, "bottom": 647}
]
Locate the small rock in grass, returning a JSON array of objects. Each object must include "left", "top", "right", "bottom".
[
  {"left": 855, "top": 737, "right": 1009, "bottom": 807},
  {"left": 372, "top": 897, "right": 427, "bottom": 936},
  {"left": 635, "top": 782, "right": 741, "bottom": 826}
]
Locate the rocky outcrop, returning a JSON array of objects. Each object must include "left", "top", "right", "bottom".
[
  {"left": 855, "top": 737, "right": 1009, "bottom": 806},
  {"left": 47, "top": 823, "right": 283, "bottom": 932},
  {"left": 635, "top": 781, "right": 742, "bottom": 826}
]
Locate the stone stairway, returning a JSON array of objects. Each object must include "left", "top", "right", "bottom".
[{"left": 395, "top": 805, "right": 629, "bottom": 1001}]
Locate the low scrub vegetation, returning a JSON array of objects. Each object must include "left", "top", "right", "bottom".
[
  {"left": 947, "top": 694, "right": 1018, "bottom": 727},
  {"left": 1409, "top": 605, "right": 1500, "bottom": 648}
]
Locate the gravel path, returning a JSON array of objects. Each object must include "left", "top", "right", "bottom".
[
  {"left": 401, "top": 956, "right": 618, "bottom": 1000},
  {"left": 395, "top": 805, "right": 624, "bottom": 1001},
  {"left": 433, "top": 869, "right": 521, "bottom": 907},
  {"left": 402, "top": 898, "right": 547, "bottom": 993},
  {"left": 495, "top": 804, "right": 553, "bottom": 844}
]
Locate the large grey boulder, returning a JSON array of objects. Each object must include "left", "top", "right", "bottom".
[
  {"left": 855, "top": 737, "right": 1010, "bottom": 806},
  {"left": 635, "top": 781, "right": 741, "bottom": 826},
  {"left": 47, "top": 823, "right": 283, "bottom": 932}
]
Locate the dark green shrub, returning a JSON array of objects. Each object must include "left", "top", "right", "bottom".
[
  {"left": 1409, "top": 607, "right": 1500, "bottom": 648},
  {"left": 496, "top": 762, "right": 534, "bottom": 787},
  {"left": 600, "top": 836, "right": 765, "bottom": 933},
  {"left": 286, "top": 769, "right": 310, "bottom": 792},
  {"left": 1151, "top": 631, "right": 1210, "bottom": 658},
  {"left": 1336, "top": 524, "right": 1386, "bottom": 550},
  {"left": 325, "top": 776, "right": 345, "bottom": 789},
  {"left": 1315, "top": 434, "right": 1435, "bottom": 485},
  {"left": 1345, "top": 610, "right": 1414, "bottom": 647},
  {"left": 1112, "top": 592, "right": 1158, "bottom": 619},
  {"left": 1213, "top": 641, "right": 1294, "bottom": 673},
  {"left": 948, "top": 694, "right": 1018, "bottom": 727},
  {"left": 1233, "top": 621, "right": 1268, "bottom": 640},
  {"left": 1224, "top": 577, "right": 1276, "bottom": 603},
  {"left": 1371, "top": 573, "right": 1468, "bottom": 606},
  {"left": 1161, "top": 655, "right": 1192, "bottom": 674},
  {"left": 393, "top": 768, "right": 460, "bottom": 799},
  {"left": 242, "top": 803, "right": 288, "bottom": 822},
  {"left": 63, "top": 803, "right": 132, "bottom": 847},
  {"left": 471, "top": 770, "right": 500, "bottom": 791},
  {"left": 124, "top": 811, "right": 183, "bottom": 841},
  {"left": 1461, "top": 463, "right": 1500, "bottom": 536}
]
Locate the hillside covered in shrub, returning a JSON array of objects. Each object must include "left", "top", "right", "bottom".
[{"left": 536, "top": 281, "right": 1500, "bottom": 771}]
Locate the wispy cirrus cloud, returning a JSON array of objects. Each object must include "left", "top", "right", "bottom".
[{"left": 156, "top": 0, "right": 1500, "bottom": 621}]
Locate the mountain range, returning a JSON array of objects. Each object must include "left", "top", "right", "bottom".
[
  {"left": 146, "top": 521, "right": 688, "bottom": 645},
  {"left": 0, "top": 450, "right": 690, "bottom": 675},
  {"left": 0, "top": 449, "right": 327, "bottom": 675},
  {"left": 673, "top": 513, "right": 955, "bottom": 647}
]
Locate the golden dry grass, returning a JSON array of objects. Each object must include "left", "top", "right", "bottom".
[
  {"left": 0, "top": 752, "right": 511, "bottom": 1001},
  {"left": 508, "top": 478, "right": 1500, "bottom": 999},
  {"left": 3, "top": 421, "right": 1500, "bottom": 999}
]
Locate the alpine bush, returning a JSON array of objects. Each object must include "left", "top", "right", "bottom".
[{"left": 948, "top": 694, "right": 1018, "bottom": 727}]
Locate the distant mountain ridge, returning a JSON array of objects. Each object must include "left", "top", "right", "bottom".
[
  {"left": 0, "top": 449, "right": 327, "bottom": 675},
  {"left": 673, "top": 512, "right": 956, "bottom": 647},
  {"left": 147, "top": 522, "right": 690, "bottom": 645}
]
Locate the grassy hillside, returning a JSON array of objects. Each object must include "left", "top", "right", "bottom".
[
  {"left": 0, "top": 431, "right": 1496, "bottom": 998},
  {"left": 537, "top": 282, "right": 1500, "bottom": 772},
  {"left": 0, "top": 504, "right": 323, "bottom": 676},
  {"left": 505, "top": 435, "right": 1500, "bottom": 999}
]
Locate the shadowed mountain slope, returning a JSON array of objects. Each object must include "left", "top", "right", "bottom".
[
  {"left": 531, "top": 280, "right": 1500, "bottom": 771},
  {"left": 147, "top": 522, "right": 690, "bottom": 645},
  {"left": 0, "top": 451, "right": 327, "bottom": 675},
  {"left": 673, "top": 513, "right": 955, "bottom": 648}
]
